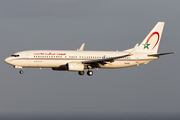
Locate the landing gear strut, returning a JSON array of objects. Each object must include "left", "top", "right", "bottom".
[{"left": 14, "top": 66, "right": 23, "bottom": 74}]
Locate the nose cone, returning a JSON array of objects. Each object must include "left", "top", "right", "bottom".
[
  {"left": 5, "top": 57, "right": 11, "bottom": 64},
  {"left": 5, "top": 58, "right": 8, "bottom": 63}
]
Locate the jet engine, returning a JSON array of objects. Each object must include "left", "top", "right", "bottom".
[{"left": 66, "top": 62, "right": 84, "bottom": 71}]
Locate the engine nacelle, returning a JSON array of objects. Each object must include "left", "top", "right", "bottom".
[{"left": 66, "top": 62, "right": 84, "bottom": 71}]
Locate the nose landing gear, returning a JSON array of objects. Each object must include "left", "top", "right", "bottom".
[
  {"left": 14, "top": 66, "right": 23, "bottom": 74},
  {"left": 19, "top": 70, "right": 24, "bottom": 74}
]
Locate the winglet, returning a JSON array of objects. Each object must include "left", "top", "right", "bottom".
[
  {"left": 77, "top": 43, "right": 85, "bottom": 51},
  {"left": 129, "top": 43, "right": 139, "bottom": 55}
]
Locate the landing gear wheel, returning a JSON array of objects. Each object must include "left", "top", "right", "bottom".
[
  {"left": 87, "top": 71, "right": 93, "bottom": 76},
  {"left": 19, "top": 70, "right": 23, "bottom": 74},
  {"left": 78, "top": 71, "right": 84, "bottom": 75}
]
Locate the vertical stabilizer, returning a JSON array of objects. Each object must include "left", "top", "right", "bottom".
[{"left": 137, "top": 22, "right": 165, "bottom": 54}]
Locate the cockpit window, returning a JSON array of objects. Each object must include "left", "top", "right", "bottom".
[{"left": 11, "top": 55, "right": 19, "bottom": 57}]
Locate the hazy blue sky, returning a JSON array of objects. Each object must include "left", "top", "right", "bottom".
[{"left": 0, "top": 0, "right": 179, "bottom": 114}]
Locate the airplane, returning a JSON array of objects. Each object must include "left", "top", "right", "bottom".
[{"left": 5, "top": 22, "right": 175, "bottom": 76}]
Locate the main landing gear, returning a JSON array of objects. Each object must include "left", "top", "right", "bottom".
[
  {"left": 78, "top": 70, "right": 93, "bottom": 76},
  {"left": 78, "top": 71, "right": 84, "bottom": 75},
  {"left": 87, "top": 70, "right": 93, "bottom": 76},
  {"left": 78, "top": 69, "right": 93, "bottom": 76}
]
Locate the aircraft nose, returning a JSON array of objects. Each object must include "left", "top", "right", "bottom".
[
  {"left": 5, "top": 57, "right": 15, "bottom": 66},
  {"left": 5, "top": 57, "right": 10, "bottom": 64},
  {"left": 5, "top": 58, "right": 8, "bottom": 63}
]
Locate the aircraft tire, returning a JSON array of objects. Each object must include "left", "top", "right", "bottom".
[
  {"left": 19, "top": 70, "right": 23, "bottom": 74},
  {"left": 87, "top": 71, "right": 93, "bottom": 76},
  {"left": 78, "top": 71, "right": 84, "bottom": 75}
]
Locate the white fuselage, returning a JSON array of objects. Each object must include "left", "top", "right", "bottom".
[
  {"left": 5, "top": 50, "right": 157, "bottom": 69},
  {"left": 5, "top": 22, "right": 172, "bottom": 76}
]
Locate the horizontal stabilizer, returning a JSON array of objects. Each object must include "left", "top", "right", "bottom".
[{"left": 148, "top": 52, "right": 175, "bottom": 57}]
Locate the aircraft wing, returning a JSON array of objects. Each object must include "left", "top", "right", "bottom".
[{"left": 82, "top": 44, "right": 138, "bottom": 67}]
